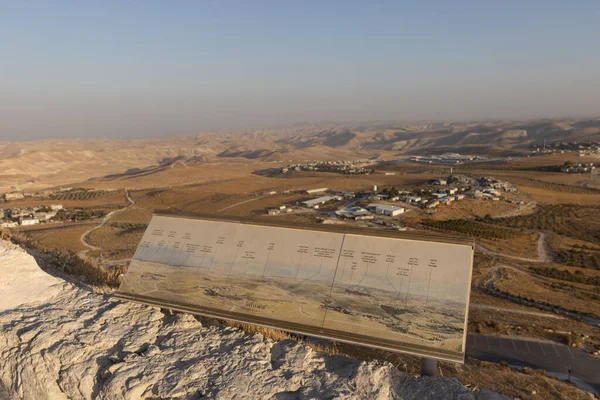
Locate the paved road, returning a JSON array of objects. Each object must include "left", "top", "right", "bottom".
[{"left": 467, "top": 334, "right": 600, "bottom": 395}]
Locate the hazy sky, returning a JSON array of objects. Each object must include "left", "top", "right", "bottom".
[{"left": 1, "top": 1, "right": 599, "bottom": 140}]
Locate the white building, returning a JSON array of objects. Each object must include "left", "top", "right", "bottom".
[
  {"left": 366, "top": 204, "right": 405, "bottom": 217},
  {"left": 402, "top": 196, "right": 422, "bottom": 204},
  {"left": 301, "top": 195, "right": 341, "bottom": 208},
  {"left": 305, "top": 188, "right": 328, "bottom": 195},
  {"left": 3, "top": 192, "right": 24, "bottom": 201},
  {"left": 19, "top": 217, "right": 40, "bottom": 226},
  {"left": 335, "top": 207, "right": 374, "bottom": 220},
  {"left": 483, "top": 189, "right": 501, "bottom": 196},
  {"left": 0, "top": 220, "right": 18, "bottom": 228},
  {"left": 34, "top": 211, "right": 57, "bottom": 221},
  {"left": 50, "top": 204, "right": 64, "bottom": 211}
]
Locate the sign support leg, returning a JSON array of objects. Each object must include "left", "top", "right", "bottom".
[{"left": 420, "top": 358, "right": 439, "bottom": 377}]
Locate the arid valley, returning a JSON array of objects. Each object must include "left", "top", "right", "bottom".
[{"left": 2, "top": 118, "right": 600, "bottom": 398}]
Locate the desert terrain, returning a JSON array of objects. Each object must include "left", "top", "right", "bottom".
[{"left": 2, "top": 117, "right": 600, "bottom": 398}]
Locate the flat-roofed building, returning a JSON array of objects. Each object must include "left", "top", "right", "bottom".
[
  {"left": 301, "top": 195, "right": 341, "bottom": 208},
  {"left": 0, "top": 220, "right": 18, "bottom": 228},
  {"left": 19, "top": 217, "right": 40, "bottom": 226},
  {"left": 4, "top": 192, "right": 24, "bottom": 201},
  {"left": 304, "top": 188, "right": 328, "bottom": 195},
  {"left": 401, "top": 196, "right": 422, "bottom": 204},
  {"left": 366, "top": 204, "right": 405, "bottom": 216}
]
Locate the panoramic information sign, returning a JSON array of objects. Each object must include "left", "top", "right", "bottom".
[{"left": 116, "top": 212, "right": 474, "bottom": 362}]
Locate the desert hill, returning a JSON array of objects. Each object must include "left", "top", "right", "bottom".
[{"left": 1, "top": 117, "right": 599, "bottom": 193}]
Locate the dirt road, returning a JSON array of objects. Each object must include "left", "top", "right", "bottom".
[
  {"left": 477, "top": 231, "right": 548, "bottom": 263},
  {"left": 217, "top": 195, "right": 267, "bottom": 213},
  {"left": 495, "top": 200, "right": 537, "bottom": 218},
  {"left": 484, "top": 265, "right": 600, "bottom": 327},
  {"left": 80, "top": 190, "right": 136, "bottom": 254},
  {"left": 469, "top": 303, "right": 563, "bottom": 319}
]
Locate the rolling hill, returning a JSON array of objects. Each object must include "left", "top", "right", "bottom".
[{"left": 1, "top": 117, "right": 599, "bottom": 193}]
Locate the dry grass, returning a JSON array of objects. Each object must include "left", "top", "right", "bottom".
[
  {"left": 517, "top": 186, "right": 600, "bottom": 205},
  {"left": 0, "top": 228, "right": 123, "bottom": 287},
  {"left": 428, "top": 198, "right": 521, "bottom": 221},
  {"left": 86, "top": 223, "right": 146, "bottom": 260},
  {"left": 104, "top": 168, "right": 433, "bottom": 217},
  {"left": 530, "top": 173, "right": 598, "bottom": 187},
  {"left": 110, "top": 206, "right": 153, "bottom": 223},
  {"left": 491, "top": 204, "right": 600, "bottom": 246},
  {"left": 16, "top": 222, "right": 97, "bottom": 253},
  {"left": 546, "top": 233, "right": 600, "bottom": 270},
  {"left": 478, "top": 231, "right": 540, "bottom": 259},
  {"left": 87, "top": 162, "right": 269, "bottom": 190},
  {"left": 5, "top": 190, "right": 128, "bottom": 209},
  {"left": 422, "top": 218, "right": 523, "bottom": 240},
  {"left": 493, "top": 267, "right": 600, "bottom": 318},
  {"left": 468, "top": 290, "right": 598, "bottom": 342}
]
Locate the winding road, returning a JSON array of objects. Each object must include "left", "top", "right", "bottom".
[
  {"left": 470, "top": 229, "right": 600, "bottom": 395},
  {"left": 80, "top": 190, "right": 136, "bottom": 254},
  {"left": 484, "top": 266, "right": 600, "bottom": 327},
  {"left": 476, "top": 231, "right": 549, "bottom": 263}
]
